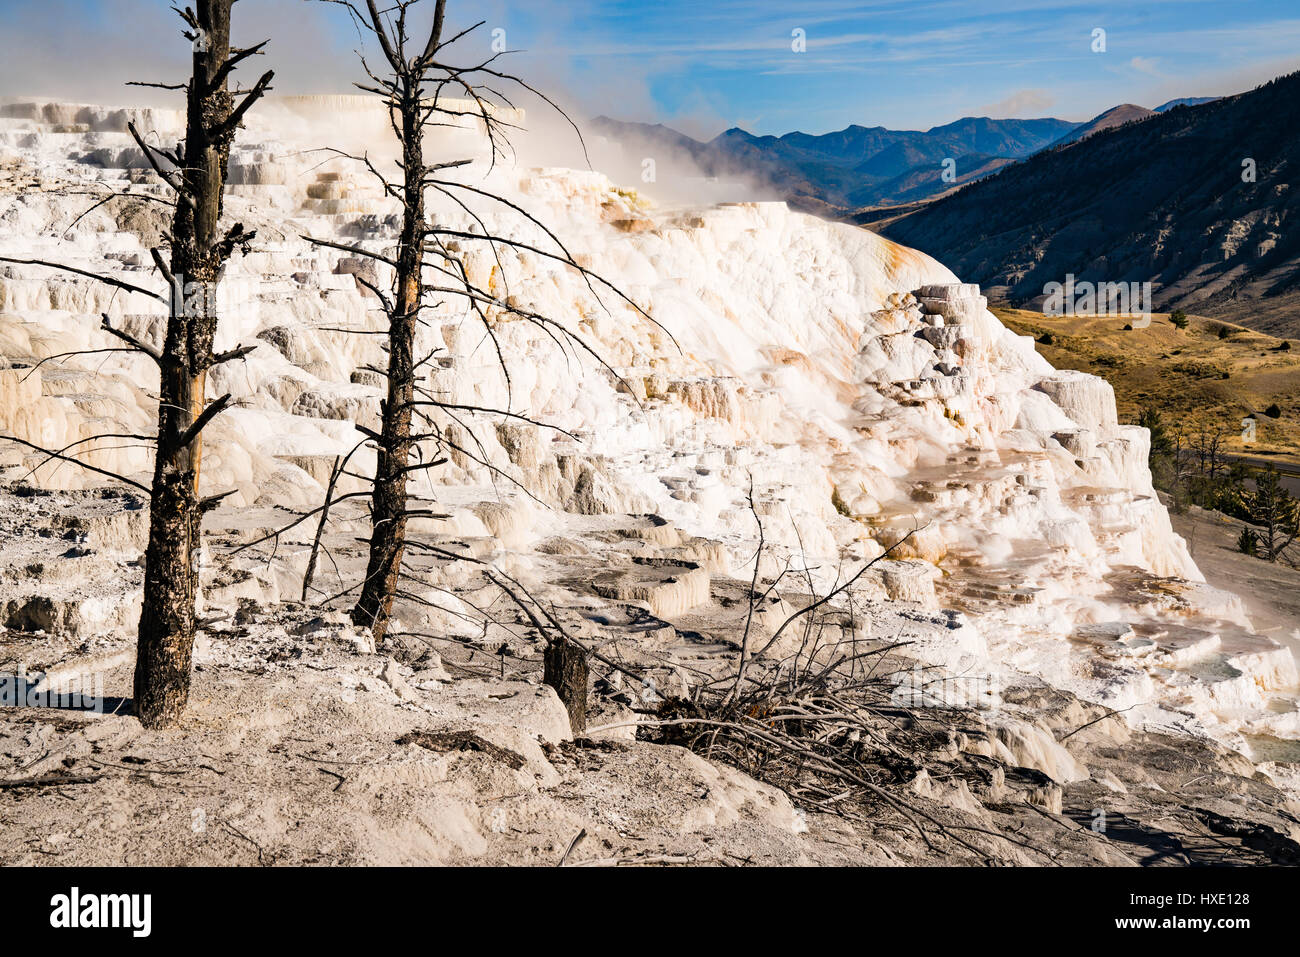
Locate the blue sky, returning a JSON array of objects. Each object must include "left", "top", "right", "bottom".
[{"left": 3, "top": 1, "right": 1299, "bottom": 137}]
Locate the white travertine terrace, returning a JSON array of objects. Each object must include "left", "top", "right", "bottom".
[{"left": 0, "top": 98, "right": 1296, "bottom": 783}]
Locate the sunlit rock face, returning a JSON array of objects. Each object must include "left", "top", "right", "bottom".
[{"left": 0, "top": 97, "right": 1296, "bottom": 769}]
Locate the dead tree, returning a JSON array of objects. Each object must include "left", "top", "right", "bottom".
[
  {"left": 335, "top": 0, "right": 433, "bottom": 640},
  {"left": 314, "top": 0, "right": 660, "bottom": 643},
  {"left": 1, "top": 2, "right": 272, "bottom": 728},
  {"left": 128, "top": 2, "right": 273, "bottom": 727}
]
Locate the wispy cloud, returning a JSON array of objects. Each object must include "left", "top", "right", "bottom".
[
  {"left": 2, "top": 0, "right": 1299, "bottom": 136},
  {"left": 980, "top": 89, "right": 1056, "bottom": 117},
  {"left": 1129, "top": 56, "right": 1165, "bottom": 78}
]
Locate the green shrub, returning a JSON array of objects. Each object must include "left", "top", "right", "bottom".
[
  {"left": 1170, "top": 309, "right": 1189, "bottom": 329},
  {"left": 1264, "top": 403, "right": 1282, "bottom": 418},
  {"left": 1237, "top": 526, "right": 1258, "bottom": 556}
]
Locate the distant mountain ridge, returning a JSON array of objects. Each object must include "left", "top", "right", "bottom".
[
  {"left": 1154, "top": 96, "right": 1219, "bottom": 112},
  {"left": 591, "top": 93, "right": 1236, "bottom": 223},
  {"left": 881, "top": 72, "right": 1300, "bottom": 336},
  {"left": 590, "top": 114, "right": 1080, "bottom": 212},
  {"left": 1050, "top": 104, "right": 1156, "bottom": 148}
]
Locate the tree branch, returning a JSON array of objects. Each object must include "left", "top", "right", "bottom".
[
  {"left": 177, "top": 394, "right": 233, "bottom": 448},
  {"left": 0, "top": 256, "right": 166, "bottom": 303},
  {"left": 100, "top": 314, "right": 162, "bottom": 363}
]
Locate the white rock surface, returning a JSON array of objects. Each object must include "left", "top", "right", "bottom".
[{"left": 0, "top": 96, "right": 1295, "bottom": 773}]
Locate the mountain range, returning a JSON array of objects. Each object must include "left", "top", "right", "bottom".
[
  {"left": 593, "top": 95, "right": 1223, "bottom": 216},
  {"left": 882, "top": 72, "right": 1300, "bottom": 335},
  {"left": 590, "top": 114, "right": 1079, "bottom": 214},
  {"left": 595, "top": 85, "right": 1298, "bottom": 333}
]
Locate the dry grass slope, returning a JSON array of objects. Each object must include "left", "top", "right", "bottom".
[{"left": 993, "top": 306, "right": 1300, "bottom": 465}]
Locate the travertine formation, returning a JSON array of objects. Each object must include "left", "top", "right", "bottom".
[{"left": 0, "top": 97, "right": 1296, "bottom": 808}]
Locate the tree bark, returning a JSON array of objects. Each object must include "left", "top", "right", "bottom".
[
  {"left": 351, "top": 80, "right": 426, "bottom": 641},
  {"left": 134, "top": 1, "right": 267, "bottom": 727},
  {"left": 545, "top": 639, "right": 589, "bottom": 734}
]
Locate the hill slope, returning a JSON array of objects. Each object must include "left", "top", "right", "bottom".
[
  {"left": 1049, "top": 104, "right": 1156, "bottom": 147},
  {"left": 882, "top": 72, "right": 1300, "bottom": 336},
  {"left": 1155, "top": 96, "right": 1218, "bottom": 112},
  {"left": 992, "top": 306, "right": 1300, "bottom": 462}
]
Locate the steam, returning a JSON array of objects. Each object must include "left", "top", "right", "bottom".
[
  {"left": 508, "top": 109, "right": 773, "bottom": 208},
  {"left": 0, "top": 0, "right": 774, "bottom": 209}
]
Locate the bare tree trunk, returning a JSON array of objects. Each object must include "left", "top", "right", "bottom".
[
  {"left": 351, "top": 92, "right": 425, "bottom": 641},
  {"left": 133, "top": 1, "right": 271, "bottom": 727},
  {"left": 545, "top": 639, "right": 589, "bottom": 734}
]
